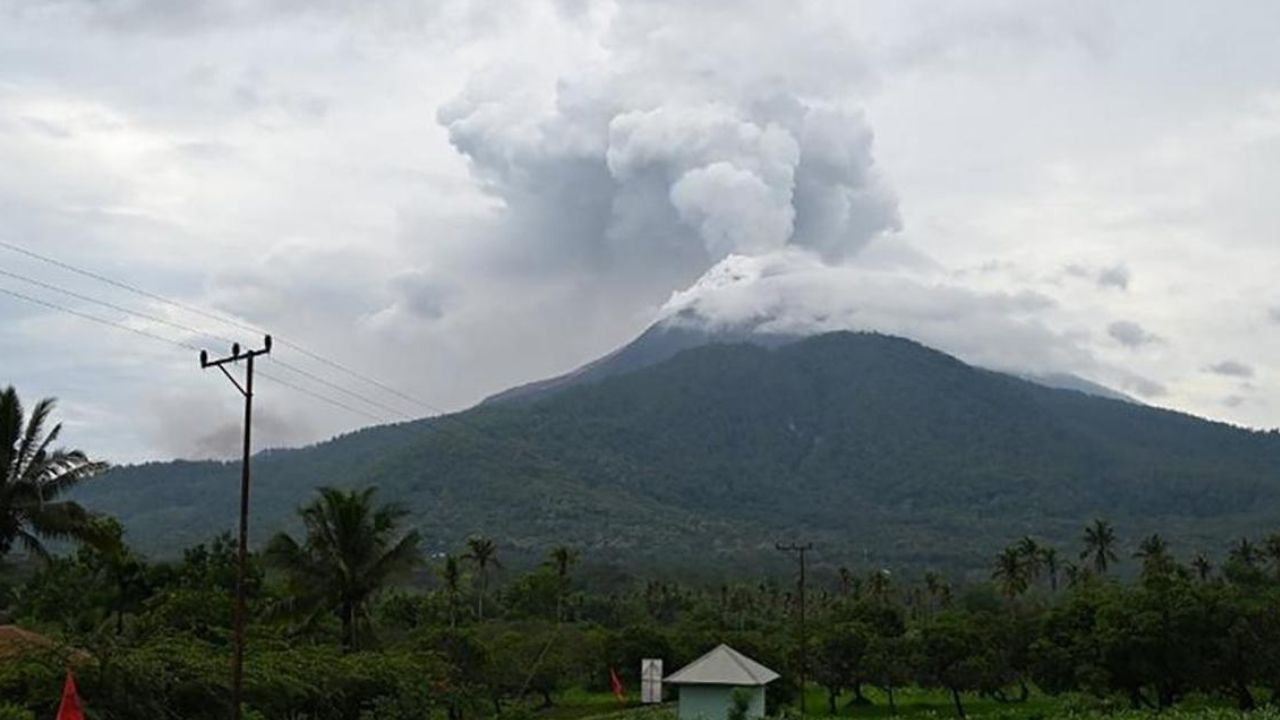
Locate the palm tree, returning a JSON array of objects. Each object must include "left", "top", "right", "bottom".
[
  {"left": 1017, "top": 537, "right": 1043, "bottom": 580},
  {"left": 438, "top": 553, "right": 463, "bottom": 627},
  {"left": 1263, "top": 533, "right": 1280, "bottom": 579},
  {"left": 1080, "top": 519, "right": 1119, "bottom": 575},
  {"left": 923, "top": 571, "right": 949, "bottom": 614},
  {"left": 0, "top": 387, "right": 107, "bottom": 558},
  {"left": 1040, "top": 547, "right": 1060, "bottom": 592},
  {"left": 1191, "top": 553, "right": 1213, "bottom": 582},
  {"left": 867, "top": 569, "right": 892, "bottom": 604},
  {"left": 992, "top": 547, "right": 1028, "bottom": 601},
  {"left": 265, "top": 487, "right": 422, "bottom": 652},
  {"left": 1062, "top": 561, "right": 1085, "bottom": 589},
  {"left": 1134, "top": 533, "right": 1172, "bottom": 579},
  {"left": 463, "top": 535, "right": 501, "bottom": 620},
  {"left": 837, "top": 566, "right": 853, "bottom": 597},
  {"left": 546, "top": 544, "right": 578, "bottom": 622},
  {"left": 1228, "top": 538, "right": 1261, "bottom": 569}
]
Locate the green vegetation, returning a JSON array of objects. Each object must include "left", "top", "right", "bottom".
[
  {"left": 9, "top": 333, "right": 1280, "bottom": 720},
  {"left": 74, "top": 333, "right": 1280, "bottom": 575},
  {"left": 1, "top": 386, "right": 107, "bottom": 557}
]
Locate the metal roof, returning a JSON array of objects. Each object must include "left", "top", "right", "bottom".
[{"left": 664, "top": 644, "right": 780, "bottom": 686}]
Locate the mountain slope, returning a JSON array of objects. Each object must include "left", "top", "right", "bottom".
[
  {"left": 483, "top": 318, "right": 1132, "bottom": 406},
  {"left": 78, "top": 332, "right": 1280, "bottom": 574}
]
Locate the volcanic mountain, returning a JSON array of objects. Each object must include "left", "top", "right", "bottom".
[{"left": 78, "top": 331, "right": 1280, "bottom": 576}]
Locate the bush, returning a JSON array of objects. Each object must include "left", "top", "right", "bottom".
[{"left": 0, "top": 705, "right": 34, "bottom": 720}]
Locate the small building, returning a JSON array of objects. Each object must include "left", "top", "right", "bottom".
[{"left": 664, "top": 644, "right": 779, "bottom": 720}]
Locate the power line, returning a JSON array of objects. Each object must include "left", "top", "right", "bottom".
[
  {"left": 0, "top": 239, "right": 266, "bottom": 337},
  {"left": 0, "top": 239, "right": 439, "bottom": 414},
  {"left": 0, "top": 247, "right": 573, "bottom": 474},
  {"left": 0, "top": 285, "right": 201, "bottom": 352},
  {"left": 0, "top": 283, "right": 393, "bottom": 423},
  {"left": 0, "top": 267, "right": 236, "bottom": 347},
  {"left": 0, "top": 265, "right": 419, "bottom": 420},
  {"left": 268, "top": 357, "right": 417, "bottom": 421}
]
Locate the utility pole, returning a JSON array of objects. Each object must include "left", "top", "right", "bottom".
[
  {"left": 777, "top": 541, "right": 813, "bottom": 716},
  {"left": 200, "top": 336, "right": 271, "bottom": 720}
]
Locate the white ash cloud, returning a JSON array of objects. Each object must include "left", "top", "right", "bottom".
[
  {"left": 436, "top": 0, "right": 900, "bottom": 309},
  {"left": 658, "top": 250, "right": 1091, "bottom": 377}
]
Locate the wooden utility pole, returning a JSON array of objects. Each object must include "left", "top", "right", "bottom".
[
  {"left": 777, "top": 541, "right": 813, "bottom": 716},
  {"left": 201, "top": 336, "right": 271, "bottom": 720}
]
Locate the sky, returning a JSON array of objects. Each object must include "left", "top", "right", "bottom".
[{"left": 1, "top": 0, "right": 1278, "bottom": 462}]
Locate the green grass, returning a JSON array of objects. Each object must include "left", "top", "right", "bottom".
[
  {"left": 795, "top": 686, "right": 1062, "bottom": 720},
  {"left": 560, "top": 686, "right": 1280, "bottom": 720}
]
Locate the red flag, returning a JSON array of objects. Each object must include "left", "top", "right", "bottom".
[
  {"left": 609, "top": 667, "right": 625, "bottom": 704},
  {"left": 56, "top": 670, "right": 85, "bottom": 720}
]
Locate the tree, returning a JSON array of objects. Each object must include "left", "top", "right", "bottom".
[
  {"left": 1016, "top": 537, "right": 1042, "bottom": 581},
  {"left": 1134, "top": 533, "right": 1174, "bottom": 580},
  {"left": 546, "top": 545, "right": 578, "bottom": 622},
  {"left": 915, "top": 613, "right": 997, "bottom": 718},
  {"left": 78, "top": 517, "right": 148, "bottom": 635},
  {"left": 1262, "top": 533, "right": 1280, "bottom": 579},
  {"left": 992, "top": 547, "right": 1027, "bottom": 601},
  {"left": 923, "top": 571, "right": 951, "bottom": 614},
  {"left": 464, "top": 536, "right": 501, "bottom": 620},
  {"left": 1191, "top": 553, "right": 1213, "bottom": 582},
  {"left": 265, "top": 486, "right": 422, "bottom": 651},
  {"left": 0, "top": 387, "right": 107, "bottom": 558},
  {"left": 812, "top": 622, "right": 871, "bottom": 714},
  {"left": 438, "top": 554, "right": 463, "bottom": 627},
  {"left": 1228, "top": 538, "right": 1260, "bottom": 569},
  {"left": 1081, "top": 519, "right": 1119, "bottom": 575},
  {"left": 1040, "top": 547, "right": 1060, "bottom": 592}
]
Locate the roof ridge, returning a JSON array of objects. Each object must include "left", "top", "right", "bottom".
[{"left": 721, "top": 645, "right": 759, "bottom": 683}]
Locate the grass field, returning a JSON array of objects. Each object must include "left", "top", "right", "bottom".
[{"left": 547, "top": 687, "right": 1280, "bottom": 720}]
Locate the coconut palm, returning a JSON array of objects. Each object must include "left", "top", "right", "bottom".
[
  {"left": 866, "top": 569, "right": 892, "bottom": 604},
  {"left": 992, "top": 546, "right": 1028, "bottom": 600},
  {"left": 1191, "top": 553, "right": 1213, "bottom": 582},
  {"left": 546, "top": 544, "right": 578, "bottom": 622},
  {"left": 1228, "top": 537, "right": 1261, "bottom": 569},
  {"left": 1263, "top": 533, "right": 1280, "bottom": 579},
  {"left": 1080, "top": 519, "right": 1119, "bottom": 575},
  {"left": 265, "top": 487, "right": 422, "bottom": 652},
  {"left": 1040, "top": 547, "right": 1060, "bottom": 592},
  {"left": 438, "top": 553, "right": 463, "bottom": 627},
  {"left": 1134, "top": 533, "right": 1172, "bottom": 579},
  {"left": 923, "top": 571, "right": 950, "bottom": 614},
  {"left": 0, "top": 387, "right": 107, "bottom": 558},
  {"left": 1017, "top": 537, "right": 1043, "bottom": 580},
  {"left": 463, "top": 535, "right": 501, "bottom": 620},
  {"left": 837, "top": 566, "right": 854, "bottom": 597}
]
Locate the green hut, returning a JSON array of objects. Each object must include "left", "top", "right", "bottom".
[{"left": 664, "top": 644, "right": 779, "bottom": 720}]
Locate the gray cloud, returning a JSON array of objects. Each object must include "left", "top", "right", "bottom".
[
  {"left": 1107, "top": 320, "right": 1160, "bottom": 348},
  {"left": 1269, "top": 307, "right": 1280, "bottom": 324},
  {"left": 144, "top": 391, "right": 315, "bottom": 460},
  {"left": 1207, "top": 360, "right": 1254, "bottom": 378},
  {"left": 1121, "top": 375, "right": 1168, "bottom": 399},
  {"left": 1064, "top": 263, "right": 1130, "bottom": 291}
]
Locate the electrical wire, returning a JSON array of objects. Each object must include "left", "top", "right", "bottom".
[
  {"left": 0, "top": 283, "right": 395, "bottom": 423},
  {"left": 0, "top": 247, "right": 571, "bottom": 473},
  {"left": 0, "top": 239, "right": 438, "bottom": 414},
  {"left": 0, "top": 265, "right": 420, "bottom": 420}
]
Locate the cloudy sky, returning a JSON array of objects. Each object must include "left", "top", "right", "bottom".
[{"left": 1, "top": 0, "right": 1278, "bottom": 462}]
